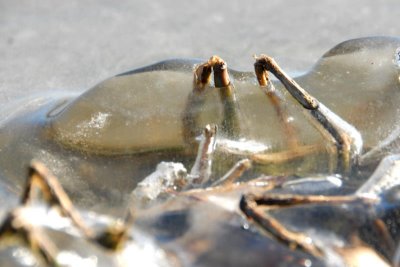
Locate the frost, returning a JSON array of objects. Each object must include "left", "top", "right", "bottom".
[
  {"left": 57, "top": 252, "right": 98, "bottom": 267},
  {"left": 119, "top": 238, "right": 173, "bottom": 267},
  {"left": 395, "top": 47, "right": 400, "bottom": 68},
  {"left": 131, "top": 162, "right": 187, "bottom": 207},
  {"left": 12, "top": 248, "right": 37, "bottom": 266},
  {"left": 85, "top": 112, "right": 110, "bottom": 129},
  {"left": 75, "top": 112, "right": 111, "bottom": 137},
  {"left": 82, "top": 112, "right": 111, "bottom": 129},
  {"left": 216, "top": 137, "right": 270, "bottom": 154}
]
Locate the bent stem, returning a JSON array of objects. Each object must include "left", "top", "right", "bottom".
[
  {"left": 188, "top": 124, "right": 217, "bottom": 186},
  {"left": 240, "top": 192, "right": 368, "bottom": 258},
  {"left": 0, "top": 208, "right": 59, "bottom": 266},
  {"left": 22, "top": 161, "right": 95, "bottom": 239},
  {"left": 254, "top": 58, "right": 300, "bottom": 149},
  {"left": 211, "top": 158, "right": 252, "bottom": 187},
  {"left": 0, "top": 161, "right": 134, "bottom": 265},
  {"left": 254, "top": 55, "right": 362, "bottom": 173},
  {"left": 182, "top": 56, "right": 240, "bottom": 148}
]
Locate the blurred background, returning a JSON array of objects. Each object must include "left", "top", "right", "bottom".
[{"left": 0, "top": 0, "right": 399, "bottom": 104}]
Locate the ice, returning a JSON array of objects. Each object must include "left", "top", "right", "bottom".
[{"left": 131, "top": 162, "right": 187, "bottom": 207}]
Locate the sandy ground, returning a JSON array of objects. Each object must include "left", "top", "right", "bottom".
[{"left": 0, "top": 0, "right": 399, "bottom": 104}]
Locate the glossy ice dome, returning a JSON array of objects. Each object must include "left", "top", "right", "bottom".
[
  {"left": 0, "top": 37, "right": 399, "bottom": 211},
  {"left": 49, "top": 37, "right": 400, "bottom": 156}
]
